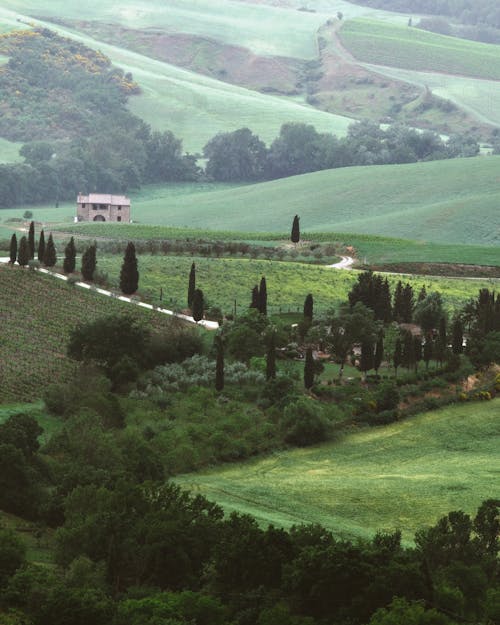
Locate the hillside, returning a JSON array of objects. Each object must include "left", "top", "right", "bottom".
[
  {"left": 176, "top": 400, "right": 500, "bottom": 541},
  {"left": 115, "top": 157, "right": 500, "bottom": 245}
]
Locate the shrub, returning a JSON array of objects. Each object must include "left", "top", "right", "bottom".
[{"left": 281, "top": 399, "right": 330, "bottom": 446}]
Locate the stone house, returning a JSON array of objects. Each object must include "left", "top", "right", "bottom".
[{"left": 76, "top": 193, "right": 131, "bottom": 222}]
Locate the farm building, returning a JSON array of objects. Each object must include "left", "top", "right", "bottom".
[{"left": 76, "top": 193, "right": 131, "bottom": 222}]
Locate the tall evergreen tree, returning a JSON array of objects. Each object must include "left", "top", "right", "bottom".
[
  {"left": 259, "top": 276, "right": 267, "bottom": 316},
  {"left": 63, "top": 236, "right": 76, "bottom": 274},
  {"left": 37, "top": 229, "right": 45, "bottom": 264},
  {"left": 303, "top": 293, "right": 314, "bottom": 322},
  {"left": 9, "top": 233, "right": 17, "bottom": 264},
  {"left": 452, "top": 317, "right": 464, "bottom": 354},
  {"left": 187, "top": 262, "right": 196, "bottom": 308},
  {"left": 43, "top": 233, "right": 57, "bottom": 267},
  {"left": 402, "top": 283, "right": 414, "bottom": 323},
  {"left": 414, "top": 336, "right": 422, "bottom": 372},
  {"left": 192, "top": 288, "right": 204, "bottom": 322},
  {"left": 373, "top": 332, "right": 384, "bottom": 376},
  {"left": 423, "top": 337, "right": 433, "bottom": 370},
  {"left": 81, "top": 244, "right": 97, "bottom": 281},
  {"left": 402, "top": 330, "right": 415, "bottom": 371},
  {"left": 120, "top": 242, "right": 139, "bottom": 295},
  {"left": 291, "top": 214, "right": 300, "bottom": 244},
  {"left": 28, "top": 221, "right": 35, "bottom": 260},
  {"left": 17, "top": 236, "right": 29, "bottom": 267},
  {"left": 393, "top": 281, "right": 404, "bottom": 322},
  {"left": 250, "top": 285, "right": 260, "bottom": 309},
  {"left": 215, "top": 336, "right": 224, "bottom": 392},
  {"left": 359, "top": 341, "right": 374, "bottom": 379},
  {"left": 266, "top": 332, "right": 276, "bottom": 381},
  {"left": 393, "top": 337, "right": 402, "bottom": 377},
  {"left": 304, "top": 347, "right": 314, "bottom": 389}
]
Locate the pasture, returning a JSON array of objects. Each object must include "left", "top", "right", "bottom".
[
  {"left": 340, "top": 18, "right": 500, "bottom": 81},
  {"left": 0, "top": 137, "right": 22, "bottom": 163},
  {"left": 176, "top": 400, "right": 500, "bottom": 542}
]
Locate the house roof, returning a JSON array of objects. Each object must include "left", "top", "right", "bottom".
[{"left": 77, "top": 193, "right": 130, "bottom": 205}]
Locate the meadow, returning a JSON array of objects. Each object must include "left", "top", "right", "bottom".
[
  {"left": 340, "top": 18, "right": 500, "bottom": 80},
  {"left": 0, "top": 137, "right": 22, "bottom": 164},
  {"left": 175, "top": 399, "right": 500, "bottom": 542}
]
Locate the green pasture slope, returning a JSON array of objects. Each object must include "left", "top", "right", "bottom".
[
  {"left": 340, "top": 18, "right": 500, "bottom": 80},
  {"left": 93, "top": 157, "right": 500, "bottom": 246},
  {"left": 176, "top": 400, "right": 500, "bottom": 542},
  {"left": 95, "top": 254, "right": 498, "bottom": 314}
]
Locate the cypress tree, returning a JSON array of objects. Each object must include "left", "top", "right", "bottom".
[
  {"left": 418, "top": 285, "right": 427, "bottom": 302},
  {"left": 187, "top": 262, "right": 196, "bottom": 308},
  {"left": 192, "top": 288, "right": 204, "bottom": 322},
  {"left": 423, "top": 337, "right": 433, "bottom": 370},
  {"left": 37, "top": 229, "right": 45, "bottom": 264},
  {"left": 81, "top": 244, "right": 97, "bottom": 281},
  {"left": 414, "top": 336, "right": 422, "bottom": 372},
  {"left": 291, "top": 214, "right": 300, "bottom": 244},
  {"left": 303, "top": 293, "right": 314, "bottom": 321},
  {"left": 402, "top": 283, "right": 414, "bottom": 323},
  {"left": 451, "top": 318, "right": 464, "bottom": 354},
  {"left": 393, "top": 281, "right": 404, "bottom": 322},
  {"left": 43, "top": 233, "right": 57, "bottom": 267},
  {"left": 266, "top": 332, "right": 276, "bottom": 381},
  {"left": 259, "top": 276, "right": 267, "bottom": 316},
  {"left": 9, "top": 233, "right": 17, "bottom": 264},
  {"left": 373, "top": 333, "right": 384, "bottom": 376},
  {"left": 17, "top": 236, "right": 29, "bottom": 267},
  {"left": 28, "top": 221, "right": 35, "bottom": 259},
  {"left": 393, "top": 337, "right": 402, "bottom": 377},
  {"left": 304, "top": 347, "right": 314, "bottom": 389},
  {"left": 402, "top": 330, "right": 415, "bottom": 371},
  {"left": 215, "top": 336, "right": 224, "bottom": 392},
  {"left": 63, "top": 236, "right": 76, "bottom": 274},
  {"left": 250, "top": 285, "right": 260, "bottom": 309},
  {"left": 120, "top": 242, "right": 139, "bottom": 295},
  {"left": 359, "top": 341, "right": 374, "bottom": 379}
]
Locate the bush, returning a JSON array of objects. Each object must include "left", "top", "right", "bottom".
[
  {"left": 375, "top": 381, "right": 400, "bottom": 412},
  {"left": 282, "top": 399, "right": 330, "bottom": 446}
]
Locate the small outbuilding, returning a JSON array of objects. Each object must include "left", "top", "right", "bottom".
[{"left": 76, "top": 193, "right": 131, "bottom": 223}]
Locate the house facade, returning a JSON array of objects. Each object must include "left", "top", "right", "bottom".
[{"left": 76, "top": 193, "right": 131, "bottom": 222}]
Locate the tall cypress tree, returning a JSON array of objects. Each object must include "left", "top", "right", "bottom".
[
  {"left": 192, "top": 288, "right": 204, "bottom": 322},
  {"left": 423, "top": 337, "right": 433, "bottom": 370},
  {"left": 393, "top": 281, "right": 404, "bottom": 322},
  {"left": 402, "top": 283, "right": 414, "bottom": 323},
  {"left": 393, "top": 337, "right": 402, "bottom": 377},
  {"left": 373, "top": 333, "right": 384, "bottom": 376},
  {"left": 81, "top": 244, "right": 97, "bottom": 281},
  {"left": 37, "top": 229, "right": 45, "bottom": 264},
  {"left": 17, "top": 236, "right": 29, "bottom": 267},
  {"left": 304, "top": 347, "right": 314, "bottom": 389},
  {"left": 43, "top": 233, "right": 57, "bottom": 267},
  {"left": 63, "top": 236, "right": 76, "bottom": 274},
  {"left": 451, "top": 318, "right": 463, "bottom": 354},
  {"left": 215, "top": 335, "right": 224, "bottom": 392},
  {"left": 303, "top": 293, "right": 313, "bottom": 321},
  {"left": 266, "top": 332, "right": 276, "bottom": 381},
  {"left": 250, "top": 285, "right": 260, "bottom": 309},
  {"left": 359, "top": 341, "right": 374, "bottom": 378},
  {"left": 291, "top": 214, "right": 300, "bottom": 244},
  {"left": 120, "top": 242, "right": 139, "bottom": 295},
  {"left": 28, "top": 221, "right": 35, "bottom": 260},
  {"left": 9, "top": 233, "right": 17, "bottom": 264},
  {"left": 402, "top": 330, "right": 415, "bottom": 371},
  {"left": 259, "top": 276, "right": 267, "bottom": 316},
  {"left": 414, "top": 336, "right": 422, "bottom": 372},
  {"left": 187, "top": 262, "right": 196, "bottom": 308}
]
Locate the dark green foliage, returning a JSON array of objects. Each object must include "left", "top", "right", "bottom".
[
  {"left": 304, "top": 347, "right": 314, "bottom": 389},
  {"left": 0, "top": 413, "right": 43, "bottom": 458},
  {"left": 414, "top": 336, "right": 423, "bottom": 371},
  {"left": 282, "top": 398, "right": 329, "bottom": 445},
  {"left": 63, "top": 237, "right": 76, "bottom": 274},
  {"left": 291, "top": 214, "right": 300, "bottom": 243},
  {"left": 81, "top": 243, "right": 96, "bottom": 281},
  {"left": 203, "top": 127, "right": 268, "bottom": 182},
  {"left": 402, "top": 330, "right": 416, "bottom": 370},
  {"left": 303, "top": 293, "right": 313, "bottom": 321},
  {"left": 393, "top": 337, "right": 402, "bottom": 375},
  {"left": 452, "top": 317, "right": 464, "bottom": 354},
  {"left": 414, "top": 292, "right": 445, "bottom": 333},
  {"left": 374, "top": 333, "right": 384, "bottom": 374},
  {"left": 259, "top": 276, "right": 267, "bottom": 316},
  {"left": 0, "top": 530, "right": 26, "bottom": 590},
  {"left": 423, "top": 337, "right": 434, "bottom": 369},
  {"left": 119, "top": 241, "right": 139, "bottom": 295},
  {"left": 43, "top": 233, "right": 57, "bottom": 267},
  {"left": 17, "top": 236, "right": 29, "bottom": 267},
  {"left": 188, "top": 262, "right": 196, "bottom": 308},
  {"left": 215, "top": 336, "right": 224, "bottom": 392},
  {"left": 375, "top": 381, "right": 400, "bottom": 412},
  {"left": 393, "top": 281, "right": 414, "bottom": 323},
  {"left": 266, "top": 332, "right": 276, "bottom": 381},
  {"left": 348, "top": 271, "right": 392, "bottom": 322},
  {"left": 28, "top": 221, "right": 35, "bottom": 259},
  {"left": 0, "top": 443, "right": 41, "bottom": 518},
  {"left": 192, "top": 288, "right": 204, "bottom": 322},
  {"left": 9, "top": 233, "right": 17, "bottom": 264},
  {"left": 360, "top": 340, "right": 374, "bottom": 375},
  {"left": 250, "top": 284, "right": 260, "bottom": 309},
  {"left": 37, "top": 229, "right": 45, "bottom": 263}
]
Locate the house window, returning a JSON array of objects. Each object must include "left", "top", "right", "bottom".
[
  {"left": 93, "top": 204, "right": 98, "bottom": 210},
  {"left": 117, "top": 216, "right": 122, "bottom": 222},
  {"left": 117, "top": 206, "right": 121, "bottom": 210}
]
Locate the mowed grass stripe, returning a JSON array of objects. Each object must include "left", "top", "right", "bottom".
[
  {"left": 175, "top": 400, "right": 500, "bottom": 541},
  {"left": 340, "top": 18, "right": 500, "bottom": 80}
]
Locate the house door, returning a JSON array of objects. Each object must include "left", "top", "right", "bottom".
[{"left": 93, "top": 215, "right": 106, "bottom": 222}]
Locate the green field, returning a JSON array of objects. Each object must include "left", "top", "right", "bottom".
[
  {"left": 176, "top": 400, "right": 500, "bottom": 542},
  {"left": 0, "top": 137, "right": 22, "bottom": 163},
  {"left": 95, "top": 254, "right": 499, "bottom": 314},
  {"left": 340, "top": 18, "right": 500, "bottom": 80},
  {"left": 78, "top": 158, "right": 500, "bottom": 246}
]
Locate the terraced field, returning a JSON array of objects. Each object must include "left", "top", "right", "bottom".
[{"left": 176, "top": 400, "right": 500, "bottom": 542}]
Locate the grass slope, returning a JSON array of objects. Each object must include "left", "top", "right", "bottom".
[
  {"left": 176, "top": 400, "right": 500, "bottom": 541},
  {"left": 107, "top": 157, "right": 500, "bottom": 246},
  {"left": 0, "top": 137, "right": 22, "bottom": 163},
  {"left": 340, "top": 18, "right": 500, "bottom": 80},
  {"left": 0, "top": 265, "right": 186, "bottom": 402}
]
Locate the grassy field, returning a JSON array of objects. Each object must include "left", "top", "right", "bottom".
[
  {"left": 95, "top": 253, "right": 499, "bottom": 315},
  {"left": 340, "top": 18, "right": 500, "bottom": 80},
  {"left": 0, "top": 264, "right": 193, "bottom": 403},
  {"left": 0, "top": 137, "right": 22, "bottom": 163},
  {"left": 61, "top": 157, "right": 500, "bottom": 246},
  {"left": 176, "top": 400, "right": 500, "bottom": 542}
]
